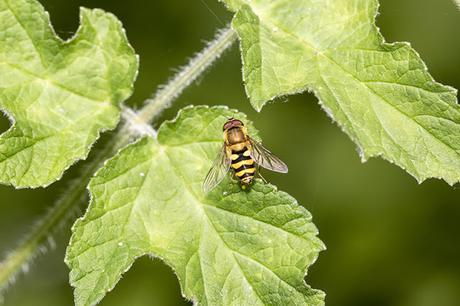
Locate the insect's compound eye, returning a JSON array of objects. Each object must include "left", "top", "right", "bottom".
[
  {"left": 223, "top": 119, "right": 244, "bottom": 130},
  {"left": 223, "top": 122, "right": 231, "bottom": 131}
]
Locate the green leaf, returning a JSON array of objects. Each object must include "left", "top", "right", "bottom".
[
  {"left": 454, "top": 0, "right": 460, "bottom": 11},
  {"left": 65, "top": 106, "right": 324, "bottom": 306},
  {"left": 0, "top": 0, "right": 138, "bottom": 188},
  {"left": 222, "top": 0, "right": 460, "bottom": 185}
]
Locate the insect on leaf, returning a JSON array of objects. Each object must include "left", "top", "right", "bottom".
[
  {"left": 65, "top": 106, "right": 325, "bottom": 306},
  {"left": 0, "top": 0, "right": 138, "bottom": 188},
  {"left": 221, "top": 0, "right": 460, "bottom": 185}
]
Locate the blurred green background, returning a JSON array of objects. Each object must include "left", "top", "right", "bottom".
[{"left": 1, "top": 0, "right": 459, "bottom": 305}]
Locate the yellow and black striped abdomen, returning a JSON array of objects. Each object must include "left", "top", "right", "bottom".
[{"left": 230, "top": 145, "right": 255, "bottom": 185}]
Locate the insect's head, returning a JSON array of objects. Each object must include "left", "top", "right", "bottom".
[{"left": 223, "top": 118, "right": 244, "bottom": 131}]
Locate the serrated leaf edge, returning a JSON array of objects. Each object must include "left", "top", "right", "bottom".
[
  {"left": 66, "top": 105, "right": 325, "bottom": 306},
  {"left": 229, "top": 0, "right": 459, "bottom": 185},
  {"left": 0, "top": 4, "right": 139, "bottom": 189}
]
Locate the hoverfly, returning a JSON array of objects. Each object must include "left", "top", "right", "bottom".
[{"left": 203, "top": 118, "right": 288, "bottom": 193}]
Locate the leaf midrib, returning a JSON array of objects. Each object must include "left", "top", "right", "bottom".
[
  {"left": 4, "top": 0, "right": 47, "bottom": 69},
  {"left": 3, "top": 62, "right": 110, "bottom": 104},
  {"left": 323, "top": 54, "right": 460, "bottom": 160}
]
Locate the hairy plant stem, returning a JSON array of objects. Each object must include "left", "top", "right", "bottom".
[
  {"left": 138, "top": 26, "right": 237, "bottom": 124},
  {"left": 0, "top": 25, "right": 237, "bottom": 298}
]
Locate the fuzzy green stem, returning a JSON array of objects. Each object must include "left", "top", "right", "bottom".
[
  {"left": 137, "top": 26, "right": 237, "bottom": 124},
  {"left": 0, "top": 25, "right": 237, "bottom": 299}
]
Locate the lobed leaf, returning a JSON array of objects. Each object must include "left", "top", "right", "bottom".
[
  {"left": 221, "top": 0, "right": 460, "bottom": 185},
  {"left": 65, "top": 106, "right": 324, "bottom": 306},
  {"left": 0, "top": 0, "right": 138, "bottom": 188}
]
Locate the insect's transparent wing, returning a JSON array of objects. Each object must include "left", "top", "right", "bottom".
[
  {"left": 249, "top": 138, "right": 288, "bottom": 173},
  {"left": 203, "top": 144, "right": 231, "bottom": 193}
]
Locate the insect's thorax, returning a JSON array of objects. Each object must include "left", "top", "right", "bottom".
[{"left": 225, "top": 127, "right": 246, "bottom": 145}]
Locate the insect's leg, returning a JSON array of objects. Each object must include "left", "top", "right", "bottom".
[
  {"left": 257, "top": 167, "right": 268, "bottom": 184},
  {"left": 230, "top": 170, "right": 238, "bottom": 182}
]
